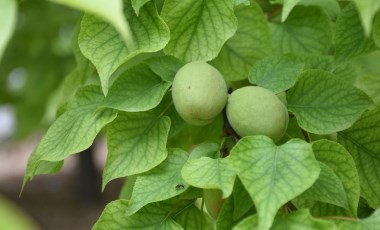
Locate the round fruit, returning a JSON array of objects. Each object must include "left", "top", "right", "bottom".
[
  {"left": 226, "top": 86, "right": 289, "bottom": 141},
  {"left": 172, "top": 61, "right": 227, "bottom": 126}
]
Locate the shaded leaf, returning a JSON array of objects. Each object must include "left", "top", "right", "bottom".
[
  {"left": 174, "top": 203, "right": 214, "bottom": 230},
  {"left": 338, "top": 107, "right": 380, "bottom": 208},
  {"left": 339, "top": 209, "right": 380, "bottom": 230},
  {"left": 211, "top": 2, "right": 272, "bottom": 81}
]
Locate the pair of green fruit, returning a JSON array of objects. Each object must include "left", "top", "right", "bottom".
[{"left": 172, "top": 61, "right": 289, "bottom": 142}]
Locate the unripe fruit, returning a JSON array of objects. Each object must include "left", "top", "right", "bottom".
[
  {"left": 204, "top": 189, "right": 224, "bottom": 220},
  {"left": 226, "top": 86, "right": 289, "bottom": 141},
  {"left": 172, "top": 61, "right": 228, "bottom": 126}
]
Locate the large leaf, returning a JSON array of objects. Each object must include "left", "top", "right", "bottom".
[
  {"left": 234, "top": 209, "right": 337, "bottom": 230},
  {"left": 298, "top": 162, "right": 348, "bottom": 209},
  {"left": 287, "top": 70, "right": 373, "bottom": 134},
  {"left": 248, "top": 56, "right": 304, "bottom": 93},
  {"left": 126, "top": 149, "right": 189, "bottom": 215},
  {"left": 270, "top": 6, "right": 332, "bottom": 55},
  {"left": 352, "top": 0, "right": 380, "bottom": 36},
  {"left": 104, "top": 64, "right": 171, "bottom": 112},
  {"left": 161, "top": 0, "right": 237, "bottom": 62},
  {"left": 339, "top": 209, "right": 380, "bottom": 230},
  {"left": 103, "top": 110, "right": 170, "bottom": 189},
  {"left": 338, "top": 107, "right": 380, "bottom": 208},
  {"left": 230, "top": 136, "right": 320, "bottom": 230},
  {"left": 181, "top": 156, "right": 236, "bottom": 198},
  {"left": 24, "top": 86, "right": 117, "bottom": 186},
  {"left": 211, "top": 2, "right": 272, "bottom": 81},
  {"left": 335, "top": 3, "right": 377, "bottom": 63},
  {"left": 79, "top": 1, "right": 170, "bottom": 94},
  {"left": 0, "top": 0, "right": 16, "bottom": 62},
  {"left": 92, "top": 200, "right": 183, "bottom": 230},
  {"left": 50, "top": 0, "right": 132, "bottom": 42}
]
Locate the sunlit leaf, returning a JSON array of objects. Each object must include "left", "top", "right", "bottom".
[{"left": 0, "top": 0, "right": 17, "bottom": 62}]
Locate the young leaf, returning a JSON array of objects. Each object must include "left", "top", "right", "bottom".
[
  {"left": 339, "top": 209, "right": 380, "bottom": 229},
  {"left": 161, "top": 0, "right": 237, "bottom": 62},
  {"left": 211, "top": 2, "right": 272, "bottom": 81},
  {"left": 103, "top": 110, "right": 170, "bottom": 189},
  {"left": 298, "top": 162, "right": 348, "bottom": 209},
  {"left": 181, "top": 157, "right": 236, "bottom": 198},
  {"left": 287, "top": 70, "right": 373, "bottom": 134},
  {"left": 0, "top": 0, "right": 16, "bottom": 62},
  {"left": 51, "top": 0, "right": 132, "bottom": 42},
  {"left": 352, "top": 0, "right": 380, "bottom": 36},
  {"left": 338, "top": 107, "right": 380, "bottom": 208},
  {"left": 92, "top": 200, "right": 183, "bottom": 230},
  {"left": 24, "top": 86, "right": 117, "bottom": 185},
  {"left": 104, "top": 64, "right": 171, "bottom": 112},
  {"left": 234, "top": 209, "right": 338, "bottom": 230},
  {"left": 79, "top": 1, "right": 170, "bottom": 94},
  {"left": 270, "top": 6, "right": 332, "bottom": 55},
  {"left": 248, "top": 56, "right": 304, "bottom": 93},
  {"left": 126, "top": 149, "right": 189, "bottom": 215},
  {"left": 335, "top": 3, "right": 376, "bottom": 63},
  {"left": 312, "top": 140, "right": 360, "bottom": 216},
  {"left": 230, "top": 136, "right": 320, "bottom": 230}
]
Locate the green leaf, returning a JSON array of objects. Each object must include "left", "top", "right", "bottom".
[
  {"left": 93, "top": 200, "right": 183, "bottom": 230},
  {"left": 281, "top": 0, "right": 301, "bottom": 22},
  {"left": 230, "top": 136, "right": 320, "bottom": 230},
  {"left": 338, "top": 107, "right": 380, "bottom": 208},
  {"left": 161, "top": 0, "right": 237, "bottom": 62},
  {"left": 270, "top": 6, "right": 332, "bottom": 55},
  {"left": 298, "top": 162, "right": 348, "bottom": 209},
  {"left": 355, "top": 75, "right": 380, "bottom": 105},
  {"left": 335, "top": 3, "right": 377, "bottom": 63},
  {"left": 131, "top": 0, "right": 150, "bottom": 15},
  {"left": 299, "top": 0, "right": 341, "bottom": 19},
  {"left": 287, "top": 70, "right": 373, "bottom": 134},
  {"left": 311, "top": 140, "right": 360, "bottom": 216},
  {"left": 24, "top": 86, "right": 117, "bottom": 186},
  {"left": 143, "top": 56, "right": 184, "bottom": 82},
  {"left": 103, "top": 110, "right": 170, "bottom": 189},
  {"left": 126, "top": 149, "right": 189, "bottom": 215},
  {"left": 232, "top": 178, "right": 254, "bottom": 220},
  {"left": 248, "top": 56, "right": 304, "bottom": 93},
  {"left": 234, "top": 209, "right": 337, "bottom": 230},
  {"left": 339, "top": 209, "right": 380, "bottom": 230},
  {"left": 374, "top": 13, "right": 380, "bottom": 47},
  {"left": 352, "top": 0, "right": 380, "bottom": 36},
  {"left": 188, "top": 143, "right": 220, "bottom": 160},
  {"left": 181, "top": 156, "right": 236, "bottom": 198},
  {"left": 79, "top": 1, "right": 170, "bottom": 94},
  {"left": 173, "top": 204, "right": 214, "bottom": 230},
  {"left": 50, "top": 0, "right": 132, "bottom": 43},
  {"left": 104, "top": 64, "right": 171, "bottom": 112},
  {"left": 216, "top": 196, "right": 237, "bottom": 230},
  {"left": 285, "top": 54, "right": 333, "bottom": 71},
  {"left": 211, "top": 2, "right": 272, "bottom": 81},
  {"left": 0, "top": 0, "right": 16, "bottom": 62}
]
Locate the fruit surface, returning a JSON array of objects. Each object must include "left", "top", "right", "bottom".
[
  {"left": 226, "top": 86, "right": 289, "bottom": 141},
  {"left": 172, "top": 61, "right": 227, "bottom": 126}
]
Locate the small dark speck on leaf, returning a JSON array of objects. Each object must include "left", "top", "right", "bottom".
[{"left": 175, "top": 184, "right": 185, "bottom": 190}]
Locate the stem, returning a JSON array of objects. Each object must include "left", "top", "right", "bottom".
[
  {"left": 318, "top": 216, "right": 359, "bottom": 221},
  {"left": 301, "top": 128, "right": 311, "bottom": 143}
]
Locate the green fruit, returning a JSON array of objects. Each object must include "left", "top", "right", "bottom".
[
  {"left": 226, "top": 86, "right": 289, "bottom": 141},
  {"left": 204, "top": 189, "right": 224, "bottom": 220},
  {"left": 172, "top": 61, "right": 228, "bottom": 126}
]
